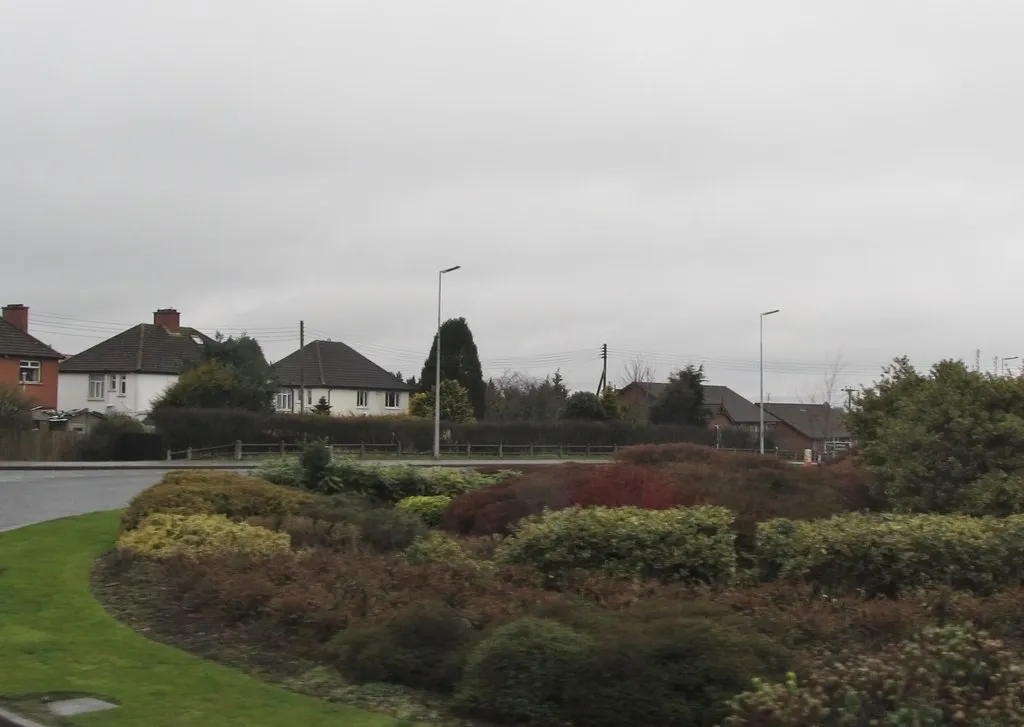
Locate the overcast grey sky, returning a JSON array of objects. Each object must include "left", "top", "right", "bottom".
[{"left": 3, "top": 0, "right": 1022, "bottom": 401}]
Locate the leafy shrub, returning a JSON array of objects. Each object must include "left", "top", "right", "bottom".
[
  {"left": 329, "top": 601, "right": 477, "bottom": 692},
  {"left": 720, "top": 624, "right": 1024, "bottom": 726},
  {"left": 757, "top": 513, "right": 1024, "bottom": 595},
  {"left": 455, "top": 617, "right": 592, "bottom": 726},
  {"left": 404, "top": 531, "right": 473, "bottom": 566},
  {"left": 960, "top": 471, "right": 1024, "bottom": 516},
  {"left": 252, "top": 496, "right": 426, "bottom": 553},
  {"left": 299, "top": 439, "right": 334, "bottom": 490},
  {"left": 557, "top": 612, "right": 787, "bottom": 727},
  {"left": 496, "top": 506, "right": 736, "bottom": 583},
  {"left": 395, "top": 495, "right": 452, "bottom": 526},
  {"left": 442, "top": 463, "right": 699, "bottom": 536},
  {"left": 74, "top": 413, "right": 146, "bottom": 460},
  {"left": 117, "top": 513, "right": 290, "bottom": 559},
  {"left": 121, "top": 470, "right": 313, "bottom": 530},
  {"left": 252, "top": 457, "right": 303, "bottom": 487}
]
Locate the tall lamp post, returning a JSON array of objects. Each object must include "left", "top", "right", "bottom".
[
  {"left": 434, "top": 265, "right": 461, "bottom": 458},
  {"left": 759, "top": 309, "right": 780, "bottom": 455}
]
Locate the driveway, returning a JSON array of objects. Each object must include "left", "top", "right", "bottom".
[{"left": 0, "top": 470, "right": 168, "bottom": 532}]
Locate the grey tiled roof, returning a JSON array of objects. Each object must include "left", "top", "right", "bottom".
[
  {"left": 272, "top": 340, "right": 413, "bottom": 391},
  {"left": 762, "top": 402, "right": 851, "bottom": 439},
  {"left": 624, "top": 381, "right": 777, "bottom": 424},
  {"left": 0, "top": 319, "right": 63, "bottom": 359},
  {"left": 59, "top": 325, "right": 215, "bottom": 374}
]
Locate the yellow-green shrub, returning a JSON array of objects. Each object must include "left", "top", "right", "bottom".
[
  {"left": 404, "top": 531, "right": 473, "bottom": 566},
  {"left": 117, "top": 513, "right": 290, "bottom": 559},
  {"left": 396, "top": 495, "right": 452, "bottom": 525},
  {"left": 495, "top": 506, "right": 736, "bottom": 583},
  {"left": 122, "top": 470, "right": 314, "bottom": 530},
  {"left": 757, "top": 513, "right": 1024, "bottom": 595}
]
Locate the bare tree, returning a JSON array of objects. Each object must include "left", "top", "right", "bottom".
[
  {"left": 800, "top": 350, "right": 847, "bottom": 459},
  {"left": 0, "top": 383, "right": 33, "bottom": 430},
  {"left": 619, "top": 356, "right": 658, "bottom": 388},
  {"left": 485, "top": 369, "right": 567, "bottom": 421}
]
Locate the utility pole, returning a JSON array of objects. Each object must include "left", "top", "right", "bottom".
[
  {"left": 596, "top": 343, "right": 608, "bottom": 395},
  {"left": 299, "top": 320, "right": 305, "bottom": 413},
  {"left": 975, "top": 349, "right": 981, "bottom": 372},
  {"left": 842, "top": 387, "right": 856, "bottom": 409}
]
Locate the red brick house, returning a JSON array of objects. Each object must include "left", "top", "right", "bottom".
[
  {"left": 761, "top": 402, "right": 854, "bottom": 458},
  {"left": 0, "top": 304, "right": 63, "bottom": 409},
  {"left": 617, "top": 381, "right": 779, "bottom": 435}
]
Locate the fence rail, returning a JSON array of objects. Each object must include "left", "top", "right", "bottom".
[{"left": 165, "top": 441, "right": 803, "bottom": 462}]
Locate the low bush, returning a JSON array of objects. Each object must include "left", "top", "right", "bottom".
[
  {"left": 121, "top": 470, "right": 314, "bottom": 530},
  {"left": 252, "top": 457, "right": 519, "bottom": 501},
  {"left": 496, "top": 505, "right": 736, "bottom": 583},
  {"left": 396, "top": 495, "right": 452, "bottom": 526},
  {"left": 455, "top": 617, "right": 592, "bottom": 726},
  {"left": 117, "top": 513, "right": 290, "bottom": 559},
  {"left": 720, "top": 624, "right": 1024, "bottom": 726},
  {"left": 404, "top": 531, "right": 475, "bottom": 566},
  {"left": 757, "top": 513, "right": 1024, "bottom": 595},
  {"left": 442, "top": 463, "right": 698, "bottom": 536},
  {"left": 329, "top": 601, "right": 477, "bottom": 693},
  {"left": 251, "top": 496, "right": 426, "bottom": 553}
]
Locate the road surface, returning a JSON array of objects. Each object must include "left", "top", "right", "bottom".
[{"left": 0, "top": 470, "right": 168, "bottom": 532}]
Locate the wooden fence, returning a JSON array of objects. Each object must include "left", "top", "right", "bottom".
[{"left": 0, "top": 430, "right": 80, "bottom": 461}]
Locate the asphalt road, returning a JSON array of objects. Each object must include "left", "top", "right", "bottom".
[{"left": 0, "top": 470, "right": 167, "bottom": 532}]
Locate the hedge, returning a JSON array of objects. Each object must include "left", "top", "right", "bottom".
[
  {"left": 757, "top": 513, "right": 1024, "bottom": 595},
  {"left": 150, "top": 407, "right": 757, "bottom": 451},
  {"left": 495, "top": 506, "right": 737, "bottom": 583}
]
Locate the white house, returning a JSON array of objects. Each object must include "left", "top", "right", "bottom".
[
  {"left": 58, "top": 308, "right": 215, "bottom": 418},
  {"left": 271, "top": 340, "right": 413, "bottom": 416}
]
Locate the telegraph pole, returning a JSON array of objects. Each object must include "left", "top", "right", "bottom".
[
  {"left": 299, "top": 320, "right": 305, "bottom": 413},
  {"left": 842, "top": 387, "right": 856, "bottom": 409},
  {"left": 596, "top": 343, "right": 608, "bottom": 395}
]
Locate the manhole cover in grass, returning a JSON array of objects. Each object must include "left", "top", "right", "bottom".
[{"left": 47, "top": 697, "right": 118, "bottom": 717}]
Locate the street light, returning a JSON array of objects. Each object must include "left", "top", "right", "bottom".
[
  {"left": 759, "top": 309, "right": 780, "bottom": 455},
  {"left": 434, "top": 265, "right": 461, "bottom": 458},
  {"left": 1003, "top": 356, "right": 1019, "bottom": 376}
]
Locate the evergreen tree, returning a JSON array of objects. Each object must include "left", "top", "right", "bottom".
[
  {"left": 154, "top": 335, "right": 277, "bottom": 412},
  {"left": 409, "top": 379, "right": 475, "bottom": 423},
  {"left": 600, "top": 386, "right": 623, "bottom": 420},
  {"left": 560, "top": 391, "right": 606, "bottom": 421},
  {"left": 649, "top": 365, "right": 708, "bottom": 426},
  {"left": 312, "top": 396, "right": 332, "bottom": 415},
  {"left": 419, "top": 317, "right": 486, "bottom": 419}
]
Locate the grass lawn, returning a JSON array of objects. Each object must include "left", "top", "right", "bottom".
[{"left": 0, "top": 511, "right": 413, "bottom": 727}]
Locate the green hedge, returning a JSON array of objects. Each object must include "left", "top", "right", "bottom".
[
  {"left": 495, "top": 506, "right": 737, "bottom": 583},
  {"left": 150, "top": 407, "right": 757, "bottom": 450},
  {"left": 396, "top": 496, "right": 453, "bottom": 526},
  {"left": 757, "top": 513, "right": 1024, "bottom": 595}
]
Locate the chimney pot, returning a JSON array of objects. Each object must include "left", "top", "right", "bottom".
[
  {"left": 2, "top": 304, "right": 29, "bottom": 333},
  {"left": 153, "top": 308, "right": 181, "bottom": 333}
]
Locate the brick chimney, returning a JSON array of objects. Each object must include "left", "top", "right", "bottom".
[
  {"left": 153, "top": 308, "right": 181, "bottom": 333},
  {"left": 2, "top": 304, "right": 29, "bottom": 333}
]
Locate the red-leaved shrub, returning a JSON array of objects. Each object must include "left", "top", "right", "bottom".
[{"left": 441, "top": 463, "right": 699, "bottom": 536}]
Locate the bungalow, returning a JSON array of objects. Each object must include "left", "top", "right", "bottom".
[
  {"left": 760, "top": 402, "right": 854, "bottom": 458},
  {"left": 271, "top": 340, "right": 413, "bottom": 416},
  {"left": 617, "top": 381, "right": 779, "bottom": 434}
]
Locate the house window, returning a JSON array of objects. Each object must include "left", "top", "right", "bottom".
[
  {"left": 307, "top": 389, "right": 312, "bottom": 405},
  {"left": 19, "top": 360, "right": 41, "bottom": 384},
  {"left": 385, "top": 391, "right": 401, "bottom": 409},
  {"left": 356, "top": 390, "right": 369, "bottom": 408},
  {"left": 108, "top": 375, "right": 117, "bottom": 391},
  {"left": 88, "top": 374, "right": 105, "bottom": 400},
  {"left": 118, "top": 375, "right": 127, "bottom": 396},
  {"left": 275, "top": 390, "right": 293, "bottom": 411}
]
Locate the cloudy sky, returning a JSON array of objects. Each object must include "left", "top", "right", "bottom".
[{"left": 3, "top": 0, "right": 1022, "bottom": 402}]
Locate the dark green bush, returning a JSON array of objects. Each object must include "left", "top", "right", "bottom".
[
  {"left": 299, "top": 439, "right": 333, "bottom": 491},
  {"left": 328, "top": 601, "right": 477, "bottom": 692},
  {"left": 75, "top": 414, "right": 147, "bottom": 461},
  {"left": 455, "top": 617, "right": 592, "bottom": 726}
]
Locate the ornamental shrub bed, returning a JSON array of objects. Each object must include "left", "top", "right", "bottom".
[
  {"left": 495, "top": 506, "right": 737, "bottom": 583},
  {"left": 121, "top": 470, "right": 314, "bottom": 530},
  {"left": 757, "top": 512, "right": 1024, "bottom": 595},
  {"left": 117, "top": 513, "right": 291, "bottom": 559},
  {"left": 441, "top": 462, "right": 698, "bottom": 536}
]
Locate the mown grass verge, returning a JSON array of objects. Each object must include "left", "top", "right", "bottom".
[{"left": 0, "top": 511, "right": 413, "bottom": 727}]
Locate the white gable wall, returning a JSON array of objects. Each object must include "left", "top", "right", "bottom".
[{"left": 275, "top": 387, "right": 409, "bottom": 416}]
